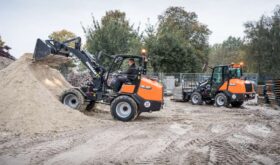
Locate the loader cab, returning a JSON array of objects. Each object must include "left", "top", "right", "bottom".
[
  {"left": 210, "top": 64, "right": 243, "bottom": 93},
  {"left": 109, "top": 55, "right": 144, "bottom": 73},
  {"left": 105, "top": 55, "right": 145, "bottom": 92},
  {"left": 109, "top": 55, "right": 143, "bottom": 77}
]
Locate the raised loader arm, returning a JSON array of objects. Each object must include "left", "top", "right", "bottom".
[{"left": 33, "top": 37, "right": 104, "bottom": 79}]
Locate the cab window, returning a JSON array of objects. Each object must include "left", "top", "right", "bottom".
[
  {"left": 212, "top": 67, "right": 223, "bottom": 84},
  {"left": 229, "top": 68, "right": 242, "bottom": 78},
  {"left": 118, "top": 58, "right": 141, "bottom": 72}
]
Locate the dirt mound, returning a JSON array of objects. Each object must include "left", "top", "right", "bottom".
[
  {"left": 0, "top": 56, "right": 14, "bottom": 70},
  {"left": 0, "top": 54, "right": 91, "bottom": 134}
]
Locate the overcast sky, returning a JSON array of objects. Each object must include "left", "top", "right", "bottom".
[{"left": 1, "top": 0, "right": 279, "bottom": 58}]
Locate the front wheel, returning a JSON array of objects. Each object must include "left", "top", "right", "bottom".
[
  {"left": 191, "top": 92, "right": 203, "bottom": 105},
  {"left": 60, "top": 88, "right": 87, "bottom": 112},
  {"left": 215, "top": 93, "right": 229, "bottom": 107},
  {"left": 110, "top": 96, "right": 138, "bottom": 121}
]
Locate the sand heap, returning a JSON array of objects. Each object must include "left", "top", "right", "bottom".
[
  {"left": 0, "top": 56, "right": 14, "bottom": 70},
  {"left": 0, "top": 54, "right": 91, "bottom": 134}
]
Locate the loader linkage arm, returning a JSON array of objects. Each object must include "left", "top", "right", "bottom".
[{"left": 33, "top": 37, "right": 104, "bottom": 79}]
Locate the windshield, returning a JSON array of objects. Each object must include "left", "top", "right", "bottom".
[{"left": 229, "top": 68, "right": 242, "bottom": 78}]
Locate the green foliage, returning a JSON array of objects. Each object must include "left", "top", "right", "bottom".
[
  {"left": 209, "top": 36, "right": 245, "bottom": 67},
  {"left": 84, "top": 10, "right": 142, "bottom": 56},
  {"left": 244, "top": 5, "right": 280, "bottom": 78},
  {"left": 48, "top": 29, "right": 76, "bottom": 48},
  {"left": 0, "top": 36, "right": 5, "bottom": 47},
  {"left": 145, "top": 7, "right": 211, "bottom": 73},
  {"left": 48, "top": 29, "right": 77, "bottom": 74},
  {"left": 48, "top": 29, "right": 76, "bottom": 42}
]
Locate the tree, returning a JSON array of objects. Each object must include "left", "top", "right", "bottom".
[
  {"left": 48, "top": 29, "right": 76, "bottom": 48},
  {"left": 48, "top": 29, "right": 77, "bottom": 74},
  {"left": 0, "top": 36, "right": 5, "bottom": 47},
  {"left": 84, "top": 10, "right": 142, "bottom": 60},
  {"left": 48, "top": 29, "right": 76, "bottom": 42},
  {"left": 244, "top": 5, "right": 280, "bottom": 78},
  {"left": 209, "top": 36, "right": 246, "bottom": 67},
  {"left": 145, "top": 7, "right": 211, "bottom": 73}
]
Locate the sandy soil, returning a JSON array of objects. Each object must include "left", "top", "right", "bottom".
[
  {"left": 0, "top": 99, "right": 279, "bottom": 165},
  {"left": 0, "top": 54, "right": 93, "bottom": 134},
  {"left": 0, "top": 54, "right": 279, "bottom": 164},
  {"left": 0, "top": 56, "right": 14, "bottom": 70}
]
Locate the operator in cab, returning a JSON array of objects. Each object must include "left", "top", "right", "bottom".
[
  {"left": 123, "top": 58, "right": 138, "bottom": 78},
  {"left": 113, "top": 58, "right": 138, "bottom": 92}
]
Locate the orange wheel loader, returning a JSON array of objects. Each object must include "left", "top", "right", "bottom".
[
  {"left": 33, "top": 37, "right": 164, "bottom": 121},
  {"left": 189, "top": 63, "right": 256, "bottom": 107}
]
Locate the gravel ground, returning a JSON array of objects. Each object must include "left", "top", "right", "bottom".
[{"left": 0, "top": 98, "right": 279, "bottom": 165}]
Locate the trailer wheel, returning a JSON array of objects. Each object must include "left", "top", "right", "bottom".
[
  {"left": 215, "top": 93, "right": 229, "bottom": 107},
  {"left": 110, "top": 96, "right": 138, "bottom": 121},
  {"left": 183, "top": 92, "right": 190, "bottom": 102},
  {"left": 191, "top": 92, "right": 203, "bottom": 105},
  {"left": 231, "top": 101, "right": 243, "bottom": 108},
  {"left": 60, "top": 88, "right": 87, "bottom": 112}
]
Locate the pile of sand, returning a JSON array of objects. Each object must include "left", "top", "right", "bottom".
[
  {"left": 0, "top": 54, "right": 91, "bottom": 134},
  {"left": 0, "top": 56, "right": 14, "bottom": 70}
]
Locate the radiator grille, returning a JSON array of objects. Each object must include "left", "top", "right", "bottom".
[{"left": 245, "top": 84, "right": 253, "bottom": 92}]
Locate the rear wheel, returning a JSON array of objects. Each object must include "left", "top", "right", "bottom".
[
  {"left": 215, "top": 93, "right": 229, "bottom": 107},
  {"left": 60, "top": 88, "right": 87, "bottom": 112},
  {"left": 110, "top": 95, "right": 138, "bottom": 121},
  {"left": 231, "top": 101, "right": 243, "bottom": 108},
  {"left": 191, "top": 92, "right": 203, "bottom": 105}
]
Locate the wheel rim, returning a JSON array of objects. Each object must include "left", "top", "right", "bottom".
[
  {"left": 217, "top": 95, "right": 225, "bottom": 106},
  {"left": 192, "top": 94, "right": 199, "bottom": 104},
  {"left": 116, "top": 102, "right": 132, "bottom": 118},
  {"left": 63, "top": 94, "right": 79, "bottom": 109}
]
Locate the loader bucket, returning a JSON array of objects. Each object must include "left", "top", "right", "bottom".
[{"left": 33, "top": 39, "right": 52, "bottom": 61}]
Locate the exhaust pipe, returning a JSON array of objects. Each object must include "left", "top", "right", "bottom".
[{"left": 33, "top": 39, "right": 52, "bottom": 61}]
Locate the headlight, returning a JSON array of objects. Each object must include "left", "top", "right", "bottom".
[
  {"left": 144, "top": 101, "right": 151, "bottom": 108},
  {"left": 232, "top": 94, "right": 237, "bottom": 99}
]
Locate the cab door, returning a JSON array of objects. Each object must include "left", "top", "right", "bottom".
[{"left": 210, "top": 66, "right": 227, "bottom": 95}]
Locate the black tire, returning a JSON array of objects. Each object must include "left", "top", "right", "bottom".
[
  {"left": 191, "top": 92, "right": 203, "bottom": 105},
  {"left": 231, "top": 101, "right": 243, "bottom": 108},
  {"left": 86, "top": 101, "right": 96, "bottom": 111},
  {"left": 60, "top": 88, "right": 87, "bottom": 112},
  {"left": 183, "top": 93, "right": 190, "bottom": 102},
  {"left": 205, "top": 100, "right": 215, "bottom": 105},
  {"left": 215, "top": 93, "right": 229, "bottom": 107},
  {"left": 110, "top": 95, "right": 138, "bottom": 121},
  {"left": 136, "top": 112, "right": 142, "bottom": 118}
]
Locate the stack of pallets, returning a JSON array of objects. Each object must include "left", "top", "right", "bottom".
[
  {"left": 258, "top": 79, "right": 280, "bottom": 106},
  {"left": 266, "top": 80, "right": 277, "bottom": 105},
  {"left": 257, "top": 85, "right": 266, "bottom": 105},
  {"left": 274, "top": 80, "right": 280, "bottom": 106}
]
